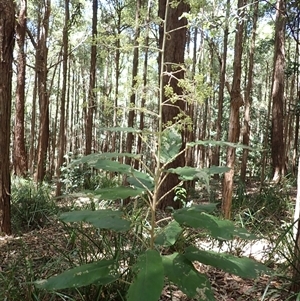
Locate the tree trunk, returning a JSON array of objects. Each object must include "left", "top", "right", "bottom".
[
  {"left": 0, "top": 0, "right": 15, "bottom": 234},
  {"left": 212, "top": 0, "right": 230, "bottom": 172},
  {"left": 125, "top": 0, "right": 141, "bottom": 166},
  {"left": 14, "top": 0, "right": 28, "bottom": 177},
  {"left": 35, "top": 0, "right": 51, "bottom": 182},
  {"left": 271, "top": 0, "right": 286, "bottom": 182},
  {"left": 241, "top": 0, "right": 258, "bottom": 182},
  {"left": 134, "top": 0, "right": 151, "bottom": 171},
  {"left": 56, "top": 0, "right": 69, "bottom": 196},
  {"left": 157, "top": 0, "right": 189, "bottom": 210},
  {"left": 85, "top": 0, "right": 97, "bottom": 155},
  {"left": 222, "top": 0, "right": 246, "bottom": 219}
]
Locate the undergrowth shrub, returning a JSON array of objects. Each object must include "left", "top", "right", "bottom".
[
  {"left": 232, "top": 180, "right": 292, "bottom": 234},
  {"left": 61, "top": 162, "right": 119, "bottom": 193},
  {"left": 11, "top": 177, "right": 56, "bottom": 231}
]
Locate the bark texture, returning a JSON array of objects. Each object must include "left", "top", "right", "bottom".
[
  {"left": 35, "top": 0, "right": 51, "bottom": 182},
  {"left": 0, "top": 0, "right": 15, "bottom": 234},
  {"left": 222, "top": 0, "right": 246, "bottom": 219},
  {"left": 85, "top": 0, "right": 97, "bottom": 155},
  {"left": 271, "top": 0, "right": 286, "bottom": 182},
  {"left": 14, "top": 0, "right": 28, "bottom": 177},
  {"left": 158, "top": 0, "right": 189, "bottom": 210}
]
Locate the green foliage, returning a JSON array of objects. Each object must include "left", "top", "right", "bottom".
[
  {"left": 35, "top": 152, "right": 269, "bottom": 300},
  {"left": 127, "top": 250, "right": 164, "bottom": 301},
  {"left": 232, "top": 181, "right": 291, "bottom": 234},
  {"left": 11, "top": 178, "right": 56, "bottom": 231},
  {"left": 162, "top": 253, "right": 214, "bottom": 300},
  {"left": 35, "top": 259, "right": 118, "bottom": 290},
  {"left": 60, "top": 209, "right": 131, "bottom": 232}
]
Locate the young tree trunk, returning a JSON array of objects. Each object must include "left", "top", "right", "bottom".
[
  {"left": 222, "top": 0, "right": 246, "bottom": 219},
  {"left": 271, "top": 0, "right": 286, "bottom": 182},
  {"left": 56, "top": 0, "right": 70, "bottom": 196},
  {"left": 240, "top": 0, "right": 258, "bottom": 182},
  {"left": 35, "top": 0, "right": 51, "bottom": 182},
  {"left": 134, "top": 0, "right": 151, "bottom": 170},
  {"left": 212, "top": 0, "right": 230, "bottom": 171},
  {"left": 0, "top": 0, "right": 15, "bottom": 234},
  {"left": 85, "top": 0, "right": 97, "bottom": 155},
  {"left": 14, "top": 0, "right": 28, "bottom": 177},
  {"left": 125, "top": 0, "right": 141, "bottom": 166},
  {"left": 157, "top": 0, "right": 189, "bottom": 210}
]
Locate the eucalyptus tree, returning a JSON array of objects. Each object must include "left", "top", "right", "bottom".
[
  {"left": 271, "top": 0, "right": 286, "bottom": 182},
  {"left": 157, "top": 0, "right": 190, "bottom": 210},
  {"left": 211, "top": 0, "right": 230, "bottom": 171},
  {"left": 14, "top": 0, "right": 28, "bottom": 177},
  {"left": 125, "top": 0, "right": 141, "bottom": 166},
  {"left": 35, "top": 0, "right": 51, "bottom": 182},
  {"left": 56, "top": 0, "right": 70, "bottom": 196},
  {"left": 85, "top": 0, "right": 98, "bottom": 155},
  {"left": 240, "top": 0, "right": 259, "bottom": 182},
  {"left": 0, "top": 0, "right": 15, "bottom": 234},
  {"left": 222, "top": 0, "right": 246, "bottom": 219}
]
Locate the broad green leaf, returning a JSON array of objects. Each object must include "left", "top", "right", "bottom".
[
  {"left": 187, "top": 140, "right": 253, "bottom": 150},
  {"left": 93, "top": 186, "right": 144, "bottom": 200},
  {"left": 155, "top": 221, "right": 183, "bottom": 247},
  {"left": 160, "top": 129, "right": 182, "bottom": 164},
  {"left": 168, "top": 166, "right": 229, "bottom": 192},
  {"left": 162, "top": 253, "right": 215, "bottom": 300},
  {"left": 174, "top": 210, "right": 256, "bottom": 240},
  {"left": 127, "top": 170, "right": 154, "bottom": 190},
  {"left": 127, "top": 250, "right": 164, "bottom": 301},
  {"left": 70, "top": 152, "right": 140, "bottom": 166},
  {"left": 92, "top": 159, "right": 132, "bottom": 173},
  {"left": 204, "top": 166, "right": 230, "bottom": 175},
  {"left": 184, "top": 246, "right": 270, "bottom": 279},
  {"left": 168, "top": 166, "right": 230, "bottom": 180},
  {"left": 60, "top": 210, "right": 130, "bottom": 232},
  {"left": 35, "top": 260, "right": 117, "bottom": 290}
]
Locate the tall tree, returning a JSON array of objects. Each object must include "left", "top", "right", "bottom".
[
  {"left": 271, "top": 0, "right": 286, "bottom": 182},
  {"left": 212, "top": 0, "right": 230, "bottom": 171},
  {"left": 14, "top": 0, "right": 28, "bottom": 177},
  {"left": 56, "top": 0, "right": 70, "bottom": 196},
  {"left": 240, "top": 0, "right": 258, "bottom": 181},
  {"left": 157, "top": 0, "right": 189, "bottom": 210},
  {"left": 85, "top": 0, "right": 98, "bottom": 155},
  {"left": 35, "top": 0, "right": 51, "bottom": 182},
  {"left": 222, "top": 0, "right": 246, "bottom": 219},
  {"left": 125, "top": 0, "right": 141, "bottom": 165},
  {"left": 0, "top": 0, "right": 15, "bottom": 234}
]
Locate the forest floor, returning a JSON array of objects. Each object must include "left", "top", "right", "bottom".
[{"left": 0, "top": 180, "right": 298, "bottom": 301}]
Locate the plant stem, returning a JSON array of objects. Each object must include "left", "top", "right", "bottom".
[{"left": 149, "top": 0, "right": 169, "bottom": 250}]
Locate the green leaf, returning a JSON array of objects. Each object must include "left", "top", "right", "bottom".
[
  {"left": 35, "top": 260, "right": 117, "bottom": 290},
  {"left": 93, "top": 186, "right": 144, "bottom": 200},
  {"left": 184, "top": 246, "right": 270, "bottom": 279},
  {"left": 174, "top": 209, "right": 256, "bottom": 240},
  {"left": 160, "top": 129, "right": 182, "bottom": 164},
  {"left": 127, "top": 250, "right": 164, "bottom": 301},
  {"left": 168, "top": 166, "right": 229, "bottom": 192},
  {"left": 60, "top": 209, "right": 131, "bottom": 232},
  {"left": 70, "top": 152, "right": 140, "bottom": 167},
  {"left": 127, "top": 170, "right": 154, "bottom": 190},
  {"left": 92, "top": 159, "right": 132, "bottom": 173},
  {"left": 168, "top": 166, "right": 229, "bottom": 180},
  {"left": 162, "top": 253, "right": 215, "bottom": 300},
  {"left": 155, "top": 221, "right": 183, "bottom": 247}
]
